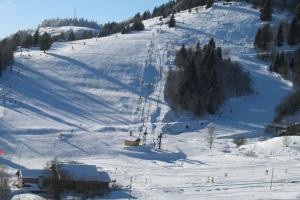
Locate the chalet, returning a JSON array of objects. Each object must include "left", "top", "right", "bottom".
[
  {"left": 57, "top": 163, "right": 111, "bottom": 191},
  {"left": 266, "top": 122, "right": 300, "bottom": 136},
  {"left": 17, "top": 162, "right": 111, "bottom": 192}
]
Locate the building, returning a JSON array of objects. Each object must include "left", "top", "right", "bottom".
[
  {"left": 16, "top": 169, "right": 52, "bottom": 188},
  {"left": 266, "top": 122, "right": 300, "bottom": 136},
  {"left": 17, "top": 162, "right": 111, "bottom": 192},
  {"left": 57, "top": 163, "right": 111, "bottom": 191},
  {"left": 124, "top": 136, "right": 141, "bottom": 146}
]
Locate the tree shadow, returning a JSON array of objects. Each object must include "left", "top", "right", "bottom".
[
  {"left": 104, "top": 189, "right": 137, "bottom": 199},
  {"left": 121, "top": 146, "right": 206, "bottom": 165},
  {"left": 12, "top": 60, "right": 132, "bottom": 126},
  {"left": 48, "top": 53, "right": 142, "bottom": 97},
  {"left": 0, "top": 157, "right": 26, "bottom": 170},
  {"left": 214, "top": 4, "right": 259, "bottom": 17}
]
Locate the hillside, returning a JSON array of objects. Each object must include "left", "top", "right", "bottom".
[
  {"left": 0, "top": 2, "right": 299, "bottom": 200},
  {"left": 38, "top": 26, "right": 99, "bottom": 39}
]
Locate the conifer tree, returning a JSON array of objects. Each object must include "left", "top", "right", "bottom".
[
  {"left": 68, "top": 30, "right": 76, "bottom": 41},
  {"left": 40, "top": 32, "right": 52, "bottom": 53},
  {"left": 207, "top": 38, "right": 216, "bottom": 52},
  {"left": 271, "top": 54, "right": 279, "bottom": 72},
  {"left": 295, "top": 2, "right": 300, "bottom": 20},
  {"left": 207, "top": 68, "right": 220, "bottom": 114},
  {"left": 0, "top": 53, "right": 3, "bottom": 76},
  {"left": 168, "top": 14, "right": 176, "bottom": 27},
  {"left": 275, "top": 22, "right": 284, "bottom": 47},
  {"left": 33, "top": 29, "right": 40, "bottom": 47},
  {"left": 59, "top": 32, "right": 65, "bottom": 41},
  {"left": 254, "top": 27, "right": 262, "bottom": 48},
  {"left": 260, "top": 0, "right": 272, "bottom": 21},
  {"left": 254, "top": 24, "right": 273, "bottom": 50},
  {"left": 289, "top": 58, "right": 295, "bottom": 71},
  {"left": 132, "top": 19, "right": 145, "bottom": 31},
  {"left": 22, "top": 34, "right": 33, "bottom": 49},
  {"left": 206, "top": 0, "right": 214, "bottom": 9},
  {"left": 287, "top": 17, "right": 299, "bottom": 45},
  {"left": 13, "top": 33, "right": 21, "bottom": 48}
]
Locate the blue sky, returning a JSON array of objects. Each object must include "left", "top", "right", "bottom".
[{"left": 0, "top": 0, "right": 169, "bottom": 38}]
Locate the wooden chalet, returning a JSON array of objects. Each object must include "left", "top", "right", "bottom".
[
  {"left": 266, "top": 122, "right": 300, "bottom": 136},
  {"left": 56, "top": 163, "right": 111, "bottom": 191},
  {"left": 17, "top": 162, "right": 111, "bottom": 192}
]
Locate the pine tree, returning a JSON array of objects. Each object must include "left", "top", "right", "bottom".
[
  {"left": 33, "top": 29, "right": 40, "bottom": 47},
  {"left": 254, "top": 27, "right": 262, "bottom": 48},
  {"left": 206, "top": 0, "right": 214, "bottom": 9},
  {"left": 207, "top": 68, "right": 220, "bottom": 114},
  {"left": 275, "top": 22, "right": 284, "bottom": 47},
  {"left": 289, "top": 58, "right": 295, "bottom": 71},
  {"left": 68, "top": 30, "right": 76, "bottom": 41},
  {"left": 254, "top": 24, "right": 273, "bottom": 50},
  {"left": 0, "top": 53, "right": 2, "bottom": 77},
  {"left": 260, "top": 0, "right": 272, "bottom": 21},
  {"left": 175, "top": 44, "right": 188, "bottom": 68},
  {"left": 40, "top": 32, "right": 52, "bottom": 53},
  {"left": 13, "top": 33, "right": 21, "bottom": 48},
  {"left": 168, "top": 14, "right": 176, "bottom": 27},
  {"left": 207, "top": 38, "right": 216, "bottom": 52},
  {"left": 287, "top": 17, "right": 298, "bottom": 45},
  {"left": 271, "top": 54, "right": 280, "bottom": 72},
  {"left": 22, "top": 34, "right": 33, "bottom": 49},
  {"left": 196, "top": 41, "right": 201, "bottom": 51},
  {"left": 59, "top": 32, "right": 65, "bottom": 41},
  {"left": 132, "top": 19, "right": 145, "bottom": 31},
  {"left": 295, "top": 2, "right": 300, "bottom": 20}
]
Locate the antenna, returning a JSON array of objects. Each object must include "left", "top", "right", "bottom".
[{"left": 74, "top": 8, "right": 77, "bottom": 19}]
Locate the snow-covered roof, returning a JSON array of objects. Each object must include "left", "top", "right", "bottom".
[
  {"left": 58, "top": 163, "right": 103, "bottom": 182},
  {"left": 124, "top": 135, "right": 140, "bottom": 141},
  {"left": 98, "top": 171, "right": 111, "bottom": 183},
  {"left": 18, "top": 169, "right": 52, "bottom": 179}
]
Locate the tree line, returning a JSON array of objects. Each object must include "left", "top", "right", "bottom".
[
  {"left": 167, "top": 39, "right": 253, "bottom": 116},
  {"left": 237, "top": 0, "right": 299, "bottom": 10},
  {"left": 254, "top": 0, "right": 300, "bottom": 63},
  {"left": 97, "top": 0, "right": 215, "bottom": 37},
  {"left": 254, "top": 0, "right": 300, "bottom": 123},
  {"left": 39, "top": 18, "right": 101, "bottom": 30},
  {"left": 0, "top": 27, "right": 97, "bottom": 76},
  {"left": 274, "top": 48, "right": 300, "bottom": 122}
]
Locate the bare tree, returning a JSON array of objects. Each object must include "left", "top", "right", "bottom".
[
  {"left": 207, "top": 124, "right": 216, "bottom": 149},
  {"left": 282, "top": 133, "right": 290, "bottom": 147},
  {"left": 0, "top": 166, "right": 9, "bottom": 200}
]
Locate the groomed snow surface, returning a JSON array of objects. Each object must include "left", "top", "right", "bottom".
[{"left": 0, "top": 2, "right": 299, "bottom": 199}]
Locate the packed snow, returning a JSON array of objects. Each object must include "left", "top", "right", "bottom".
[{"left": 0, "top": 2, "right": 299, "bottom": 199}]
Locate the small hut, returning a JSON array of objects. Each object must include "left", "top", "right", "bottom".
[{"left": 124, "top": 136, "right": 141, "bottom": 146}]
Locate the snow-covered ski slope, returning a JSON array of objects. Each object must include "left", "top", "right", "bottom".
[{"left": 1, "top": 2, "right": 299, "bottom": 200}]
